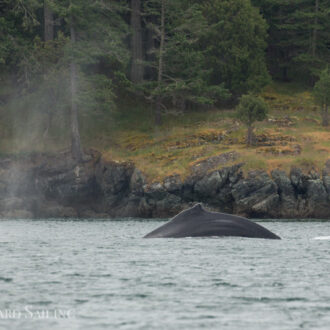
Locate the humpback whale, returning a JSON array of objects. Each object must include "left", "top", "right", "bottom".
[{"left": 144, "top": 204, "right": 280, "bottom": 239}]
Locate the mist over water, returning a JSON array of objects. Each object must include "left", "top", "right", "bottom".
[{"left": 0, "top": 219, "right": 329, "bottom": 330}]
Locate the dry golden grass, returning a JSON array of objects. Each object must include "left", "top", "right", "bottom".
[
  {"left": 2, "top": 82, "right": 328, "bottom": 182},
  {"left": 98, "top": 83, "right": 329, "bottom": 181},
  {"left": 305, "top": 131, "right": 330, "bottom": 142}
]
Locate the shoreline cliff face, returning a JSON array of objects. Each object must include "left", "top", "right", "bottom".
[{"left": 0, "top": 150, "right": 329, "bottom": 219}]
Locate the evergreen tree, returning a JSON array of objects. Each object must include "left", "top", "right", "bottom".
[
  {"left": 200, "top": 0, "right": 270, "bottom": 97},
  {"left": 142, "top": 0, "right": 231, "bottom": 125},
  {"left": 0, "top": 0, "right": 41, "bottom": 82},
  {"left": 163, "top": 1, "right": 230, "bottom": 108},
  {"left": 236, "top": 94, "right": 268, "bottom": 146},
  {"left": 46, "top": 0, "right": 129, "bottom": 160},
  {"left": 253, "top": 0, "right": 330, "bottom": 83},
  {"left": 130, "top": 0, "right": 144, "bottom": 83},
  {"left": 1, "top": 0, "right": 130, "bottom": 157},
  {"left": 313, "top": 67, "right": 330, "bottom": 126},
  {"left": 44, "top": 0, "right": 54, "bottom": 42}
]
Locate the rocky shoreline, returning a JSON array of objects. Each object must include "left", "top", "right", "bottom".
[{"left": 0, "top": 150, "right": 329, "bottom": 219}]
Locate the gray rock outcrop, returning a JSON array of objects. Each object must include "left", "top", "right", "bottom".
[{"left": 0, "top": 151, "right": 329, "bottom": 219}]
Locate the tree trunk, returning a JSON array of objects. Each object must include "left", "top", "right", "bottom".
[
  {"left": 247, "top": 125, "right": 254, "bottom": 146},
  {"left": 155, "top": 0, "right": 165, "bottom": 126},
  {"left": 282, "top": 64, "right": 288, "bottom": 82},
  {"left": 311, "top": 0, "right": 319, "bottom": 84},
  {"left": 145, "top": 21, "right": 156, "bottom": 80},
  {"left": 130, "top": 0, "right": 144, "bottom": 83},
  {"left": 43, "top": 110, "right": 54, "bottom": 138},
  {"left": 70, "top": 23, "right": 84, "bottom": 162},
  {"left": 44, "top": 1, "right": 54, "bottom": 42},
  {"left": 312, "top": 0, "right": 319, "bottom": 59},
  {"left": 43, "top": 88, "right": 57, "bottom": 138},
  {"left": 322, "top": 105, "right": 329, "bottom": 126}
]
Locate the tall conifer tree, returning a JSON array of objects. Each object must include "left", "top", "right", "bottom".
[{"left": 47, "top": 0, "right": 129, "bottom": 160}]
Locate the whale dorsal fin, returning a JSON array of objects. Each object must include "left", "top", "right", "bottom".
[
  {"left": 189, "top": 203, "right": 207, "bottom": 216},
  {"left": 170, "top": 203, "right": 206, "bottom": 223},
  {"left": 192, "top": 203, "right": 203, "bottom": 211}
]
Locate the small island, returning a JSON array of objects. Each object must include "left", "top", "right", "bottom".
[{"left": 0, "top": 0, "right": 329, "bottom": 220}]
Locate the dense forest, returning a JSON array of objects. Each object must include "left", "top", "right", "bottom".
[{"left": 0, "top": 0, "right": 329, "bottom": 162}]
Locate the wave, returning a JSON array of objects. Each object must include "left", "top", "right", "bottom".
[{"left": 313, "top": 236, "right": 330, "bottom": 240}]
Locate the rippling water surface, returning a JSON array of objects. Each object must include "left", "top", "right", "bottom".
[{"left": 0, "top": 219, "right": 330, "bottom": 329}]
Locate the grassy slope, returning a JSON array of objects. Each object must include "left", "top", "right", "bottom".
[
  {"left": 85, "top": 82, "right": 330, "bottom": 182},
  {"left": 0, "top": 82, "right": 329, "bottom": 182}
]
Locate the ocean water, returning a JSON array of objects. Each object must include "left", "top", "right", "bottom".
[{"left": 0, "top": 219, "right": 329, "bottom": 330}]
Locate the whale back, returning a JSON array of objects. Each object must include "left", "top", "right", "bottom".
[{"left": 144, "top": 204, "right": 280, "bottom": 239}]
